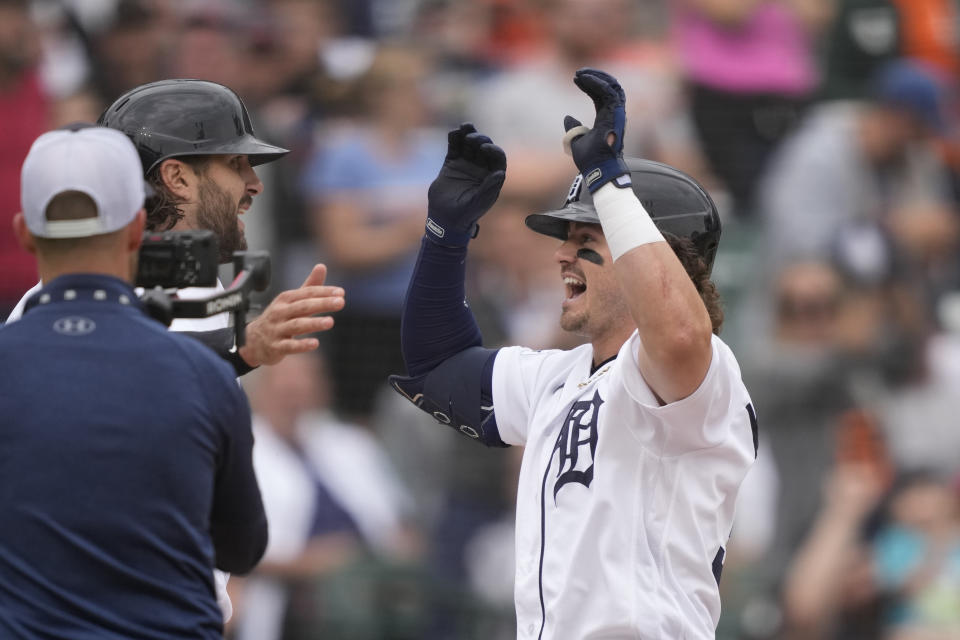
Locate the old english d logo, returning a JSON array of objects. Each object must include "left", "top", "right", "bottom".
[
  {"left": 553, "top": 390, "right": 602, "bottom": 501},
  {"left": 565, "top": 174, "right": 584, "bottom": 204}
]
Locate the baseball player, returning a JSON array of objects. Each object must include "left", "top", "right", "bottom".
[{"left": 391, "top": 69, "right": 757, "bottom": 638}]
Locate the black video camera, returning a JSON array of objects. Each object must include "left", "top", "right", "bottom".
[
  {"left": 135, "top": 230, "right": 271, "bottom": 347},
  {"left": 136, "top": 230, "right": 220, "bottom": 289}
]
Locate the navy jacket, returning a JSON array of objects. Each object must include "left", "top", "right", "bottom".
[{"left": 0, "top": 274, "right": 266, "bottom": 639}]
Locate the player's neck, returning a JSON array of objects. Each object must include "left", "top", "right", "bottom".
[
  {"left": 590, "top": 325, "right": 634, "bottom": 369},
  {"left": 590, "top": 354, "right": 618, "bottom": 376}
]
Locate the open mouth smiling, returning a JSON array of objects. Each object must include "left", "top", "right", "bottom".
[{"left": 563, "top": 274, "right": 586, "bottom": 300}]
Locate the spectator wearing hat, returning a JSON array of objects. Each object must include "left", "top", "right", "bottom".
[{"left": 758, "top": 58, "right": 956, "bottom": 265}]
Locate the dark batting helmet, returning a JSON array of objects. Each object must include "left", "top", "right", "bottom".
[
  {"left": 525, "top": 158, "right": 722, "bottom": 275},
  {"left": 97, "top": 79, "right": 289, "bottom": 176}
]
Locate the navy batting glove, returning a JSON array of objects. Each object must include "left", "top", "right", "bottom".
[
  {"left": 426, "top": 123, "right": 507, "bottom": 247},
  {"left": 565, "top": 68, "right": 631, "bottom": 193}
]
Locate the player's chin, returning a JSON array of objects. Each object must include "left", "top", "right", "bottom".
[
  {"left": 561, "top": 290, "right": 587, "bottom": 312},
  {"left": 559, "top": 308, "right": 586, "bottom": 334}
]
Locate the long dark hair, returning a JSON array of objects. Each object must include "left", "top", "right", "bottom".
[{"left": 665, "top": 233, "right": 724, "bottom": 335}]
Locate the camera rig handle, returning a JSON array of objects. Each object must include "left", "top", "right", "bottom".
[{"left": 141, "top": 251, "right": 271, "bottom": 347}]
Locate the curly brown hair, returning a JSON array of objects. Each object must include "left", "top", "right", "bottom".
[
  {"left": 665, "top": 233, "right": 724, "bottom": 335},
  {"left": 144, "top": 157, "right": 210, "bottom": 231}
]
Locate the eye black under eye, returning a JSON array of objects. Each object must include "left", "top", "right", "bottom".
[{"left": 577, "top": 248, "right": 604, "bottom": 265}]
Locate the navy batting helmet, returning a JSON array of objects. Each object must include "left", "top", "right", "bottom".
[
  {"left": 97, "top": 79, "right": 289, "bottom": 176},
  {"left": 525, "top": 158, "right": 721, "bottom": 275}
]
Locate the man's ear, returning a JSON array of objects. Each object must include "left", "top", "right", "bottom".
[
  {"left": 12, "top": 212, "right": 36, "bottom": 255},
  {"left": 157, "top": 159, "right": 193, "bottom": 199}
]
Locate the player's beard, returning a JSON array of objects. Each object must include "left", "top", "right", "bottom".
[
  {"left": 196, "top": 177, "right": 249, "bottom": 264},
  {"left": 560, "top": 304, "right": 590, "bottom": 336},
  {"left": 559, "top": 279, "right": 631, "bottom": 339}
]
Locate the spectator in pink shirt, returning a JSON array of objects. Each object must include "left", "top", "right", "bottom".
[{"left": 672, "top": 0, "right": 829, "bottom": 216}]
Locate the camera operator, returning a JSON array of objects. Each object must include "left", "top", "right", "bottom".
[{"left": 0, "top": 126, "right": 267, "bottom": 639}]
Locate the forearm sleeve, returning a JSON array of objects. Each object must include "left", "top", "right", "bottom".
[
  {"left": 392, "top": 236, "right": 505, "bottom": 447},
  {"left": 401, "top": 236, "right": 483, "bottom": 376}
]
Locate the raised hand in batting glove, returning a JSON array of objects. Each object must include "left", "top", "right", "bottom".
[
  {"left": 564, "top": 68, "right": 631, "bottom": 193},
  {"left": 425, "top": 123, "right": 506, "bottom": 247}
]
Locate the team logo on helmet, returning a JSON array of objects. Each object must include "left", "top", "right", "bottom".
[{"left": 565, "top": 175, "right": 584, "bottom": 205}]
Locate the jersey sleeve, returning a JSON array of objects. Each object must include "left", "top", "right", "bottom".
[
  {"left": 620, "top": 333, "right": 757, "bottom": 457},
  {"left": 491, "top": 346, "right": 562, "bottom": 446}
]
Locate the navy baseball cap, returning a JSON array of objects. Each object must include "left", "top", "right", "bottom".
[{"left": 871, "top": 59, "right": 950, "bottom": 133}]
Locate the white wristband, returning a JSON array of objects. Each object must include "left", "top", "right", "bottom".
[{"left": 593, "top": 182, "right": 664, "bottom": 261}]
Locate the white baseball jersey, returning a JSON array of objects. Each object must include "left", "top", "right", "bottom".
[{"left": 492, "top": 331, "right": 756, "bottom": 639}]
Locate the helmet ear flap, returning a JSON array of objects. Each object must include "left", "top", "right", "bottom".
[{"left": 700, "top": 236, "right": 720, "bottom": 277}]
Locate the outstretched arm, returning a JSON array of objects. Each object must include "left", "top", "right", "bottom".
[
  {"left": 389, "top": 124, "right": 508, "bottom": 446},
  {"left": 566, "top": 69, "right": 713, "bottom": 403},
  {"left": 238, "top": 264, "right": 345, "bottom": 369}
]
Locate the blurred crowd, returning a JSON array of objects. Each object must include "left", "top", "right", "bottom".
[{"left": 2, "top": 0, "right": 960, "bottom": 638}]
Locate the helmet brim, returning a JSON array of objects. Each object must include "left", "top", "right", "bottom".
[
  {"left": 140, "top": 134, "right": 289, "bottom": 174},
  {"left": 190, "top": 133, "right": 289, "bottom": 167},
  {"left": 236, "top": 135, "right": 290, "bottom": 167},
  {"left": 525, "top": 201, "right": 600, "bottom": 241}
]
